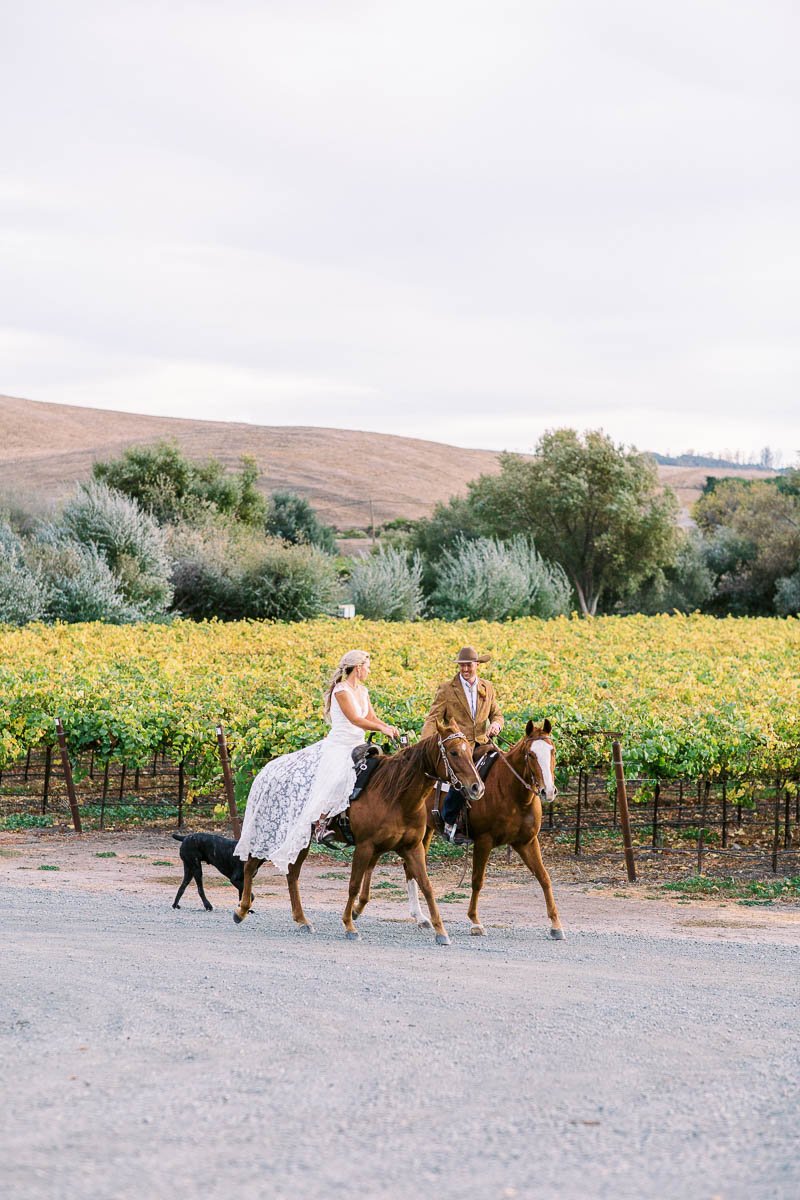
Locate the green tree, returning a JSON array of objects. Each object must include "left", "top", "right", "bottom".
[
  {"left": 408, "top": 495, "right": 484, "bottom": 592},
  {"left": 694, "top": 478, "right": 800, "bottom": 614},
  {"left": 93, "top": 442, "right": 267, "bottom": 527},
  {"left": 620, "top": 530, "right": 714, "bottom": 614},
  {"left": 468, "top": 430, "right": 679, "bottom": 616},
  {"left": 265, "top": 491, "right": 337, "bottom": 554}
]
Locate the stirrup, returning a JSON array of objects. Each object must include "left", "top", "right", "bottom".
[
  {"left": 444, "top": 822, "right": 470, "bottom": 847},
  {"left": 315, "top": 819, "right": 337, "bottom": 848}
]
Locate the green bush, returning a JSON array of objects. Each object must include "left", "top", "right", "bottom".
[
  {"left": 428, "top": 535, "right": 571, "bottom": 621},
  {"left": 0, "top": 521, "right": 48, "bottom": 624},
  {"left": 240, "top": 540, "right": 340, "bottom": 621},
  {"left": 349, "top": 547, "right": 425, "bottom": 620},
  {"left": 266, "top": 491, "right": 337, "bottom": 553},
  {"left": 169, "top": 519, "right": 339, "bottom": 621},
  {"left": 32, "top": 538, "right": 140, "bottom": 623},
  {"left": 58, "top": 480, "right": 172, "bottom": 617},
  {"left": 93, "top": 442, "right": 267, "bottom": 527}
]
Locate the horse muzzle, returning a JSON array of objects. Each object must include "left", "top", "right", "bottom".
[{"left": 467, "top": 780, "right": 485, "bottom": 801}]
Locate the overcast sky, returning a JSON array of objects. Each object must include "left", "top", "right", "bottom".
[{"left": 2, "top": 1, "right": 798, "bottom": 461}]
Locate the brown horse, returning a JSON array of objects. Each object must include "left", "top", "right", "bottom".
[
  {"left": 233, "top": 721, "right": 484, "bottom": 945},
  {"left": 354, "top": 719, "right": 564, "bottom": 941}
]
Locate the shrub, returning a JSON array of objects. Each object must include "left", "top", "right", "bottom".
[
  {"left": 428, "top": 536, "right": 571, "bottom": 621},
  {"left": 775, "top": 569, "right": 800, "bottom": 616},
  {"left": 31, "top": 539, "right": 139, "bottom": 624},
  {"left": 619, "top": 531, "right": 715, "bottom": 614},
  {"left": 169, "top": 519, "right": 339, "bottom": 620},
  {"left": 266, "top": 491, "right": 337, "bottom": 553},
  {"left": 349, "top": 548, "right": 425, "bottom": 620},
  {"left": 240, "top": 541, "right": 340, "bottom": 621},
  {"left": 93, "top": 442, "right": 268, "bottom": 527},
  {"left": 0, "top": 520, "right": 49, "bottom": 624},
  {"left": 59, "top": 480, "right": 172, "bottom": 617}
]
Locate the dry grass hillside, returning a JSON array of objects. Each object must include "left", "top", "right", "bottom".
[
  {"left": 0, "top": 394, "right": 779, "bottom": 528},
  {"left": 0, "top": 395, "right": 500, "bottom": 528}
]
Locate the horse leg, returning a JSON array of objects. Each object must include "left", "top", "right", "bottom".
[
  {"left": 406, "top": 828, "right": 434, "bottom": 929},
  {"left": 401, "top": 843, "right": 450, "bottom": 946},
  {"left": 287, "top": 844, "right": 314, "bottom": 932},
  {"left": 233, "top": 856, "right": 263, "bottom": 924},
  {"left": 353, "top": 860, "right": 376, "bottom": 920},
  {"left": 514, "top": 837, "right": 565, "bottom": 940},
  {"left": 466, "top": 835, "right": 494, "bottom": 935},
  {"left": 342, "top": 842, "right": 376, "bottom": 940}
]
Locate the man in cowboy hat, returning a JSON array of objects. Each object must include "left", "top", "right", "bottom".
[{"left": 421, "top": 646, "right": 504, "bottom": 842}]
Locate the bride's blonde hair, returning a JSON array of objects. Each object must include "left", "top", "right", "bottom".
[{"left": 323, "top": 649, "right": 370, "bottom": 721}]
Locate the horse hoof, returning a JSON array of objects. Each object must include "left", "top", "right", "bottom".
[
  {"left": 416, "top": 918, "right": 433, "bottom": 931},
  {"left": 435, "top": 933, "right": 450, "bottom": 946},
  {"left": 353, "top": 909, "right": 361, "bottom": 921},
  {"left": 549, "top": 927, "right": 565, "bottom": 941},
  {"left": 297, "top": 922, "right": 315, "bottom": 934},
  {"left": 470, "top": 924, "right": 485, "bottom": 936},
  {"left": 232, "top": 911, "right": 245, "bottom": 925},
  {"left": 345, "top": 929, "right": 360, "bottom": 941}
]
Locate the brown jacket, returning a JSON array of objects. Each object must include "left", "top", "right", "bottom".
[{"left": 421, "top": 673, "right": 504, "bottom": 748}]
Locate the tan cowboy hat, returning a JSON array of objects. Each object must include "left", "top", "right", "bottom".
[{"left": 454, "top": 645, "right": 491, "bottom": 663}]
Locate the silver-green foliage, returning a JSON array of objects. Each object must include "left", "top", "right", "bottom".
[
  {"left": 32, "top": 539, "right": 140, "bottom": 624},
  {"left": 59, "top": 480, "right": 172, "bottom": 617},
  {"left": 0, "top": 522, "right": 48, "bottom": 624},
  {"left": 349, "top": 547, "right": 425, "bottom": 620},
  {"left": 429, "top": 535, "right": 571, "bottom": 621}
]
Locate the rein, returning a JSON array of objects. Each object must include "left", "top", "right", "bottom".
[
  {"left": 436, "top": 730, "right": 471, "bottom": 788},
  {"left": 491, "top": 736, "right": 556, "bottom": 798}
]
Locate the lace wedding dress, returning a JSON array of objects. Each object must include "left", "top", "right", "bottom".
[{"left": 234, "top": 683, "right": 368, "bottom": 873}]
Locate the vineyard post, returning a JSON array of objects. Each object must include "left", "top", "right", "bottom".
[
  {"left": 216, "top": 725, "right": 241, "bottom": 839},
  {"left": 42, "top": 745, "right": 52, "bottom": 815},
  {"left": 178, "top": 761, "right": 185, "bottom": 826},
  {"left": 771, "top": 778, "right": 781, "bottom": 874},
  {"left": 721, "top": 774, "right": 728, "bottom": 849},
  {"left": 652, "top": 779, "right": 660, "bottom": 850},
  {"left": 612, "top": 740, "right": 636, "bottom": 883},
  {"left": 574, "top": 768, "right": 583, "bottom": 856},
  {"left": 24, "top": 747, "right": 31, "bottom": 782},
  {"left": 55, "top": 719, "right": 82, "bottom": 833},
  {"left": 697, "top": 779, "right": 710, "bottom": 875},
  {"left": 784, "top": 784, "right": 791, "bottom": 850}
]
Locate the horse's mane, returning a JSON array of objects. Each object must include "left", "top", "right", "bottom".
[{"left": 368, "top": 735, "right": 438, "bottom": 808}]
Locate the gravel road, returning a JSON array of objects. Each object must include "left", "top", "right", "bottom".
[{"left": 2, "top": 846, "right": 799, "bottom": 1200}]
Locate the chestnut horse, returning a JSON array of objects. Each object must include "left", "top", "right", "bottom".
[
  {"left": 354, "top": 719, "right": 564, "bottom": 940},
  {"left": 232, "top": 721, "right": 484, "bottom": 945}
]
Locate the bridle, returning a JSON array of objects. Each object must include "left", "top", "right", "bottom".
[
  {"left": 492, "top": 736, "right": 557, "bottom": 802},
  {"left": 429, "top": 730, "right": 473, "bottom": 789}
]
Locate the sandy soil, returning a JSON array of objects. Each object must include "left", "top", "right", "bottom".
[
  {"left": 3, "top": 826, "right": 799, "bottom": 1200},
  {"left": 3, "top": 826, "right": 799, "bottom": 947}
]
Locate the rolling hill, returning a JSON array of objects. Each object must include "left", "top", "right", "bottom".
[{"left": 0, "top": 394, "right": 778, "bottom": 529}]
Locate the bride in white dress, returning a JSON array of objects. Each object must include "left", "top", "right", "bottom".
[{"left": 234, "top": 650, "right": 399, "bottom": 873}]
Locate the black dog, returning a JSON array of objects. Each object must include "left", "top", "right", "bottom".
[{"left": 171, "top": 832, "right": 246, "bottom": 911}]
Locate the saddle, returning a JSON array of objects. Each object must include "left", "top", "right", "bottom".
[
  {"left": 349, "top": 743, "right": 384, "bottom": 801},
  {"left": 473, "top": 748, "right": 499, "bottom": 783},
  {"left": 328, "top": 745, "right": 386, "bottom": 848}
]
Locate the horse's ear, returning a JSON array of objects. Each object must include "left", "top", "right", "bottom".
[
  {"left": 543, "top": 718, "right": 552, "bottom": 734},
  {"left": 525, "top": 719, "right": 534, "bottom": 736}
]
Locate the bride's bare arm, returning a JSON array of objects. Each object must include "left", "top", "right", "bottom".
[{"left": 335, "top": 687, "right": 399, "bottom": 740}]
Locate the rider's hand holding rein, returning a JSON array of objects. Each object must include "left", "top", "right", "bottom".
[{"left": 333, "top": 655, "right": 400, "bottom": 742}]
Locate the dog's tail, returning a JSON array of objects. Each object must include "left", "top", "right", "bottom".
[{"left": 171, "top": 833, "right": 187, "bottom": 842}]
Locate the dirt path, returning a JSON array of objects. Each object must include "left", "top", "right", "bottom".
[{"left": 2, "top": 830, "right": 799, "bottom": 1200}]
